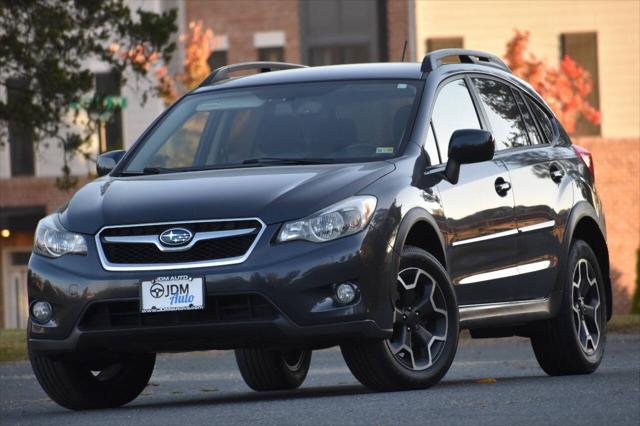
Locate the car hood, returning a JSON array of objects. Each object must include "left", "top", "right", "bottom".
[{"left": 60, "top": 162, "right": 395, "bottom": 234}]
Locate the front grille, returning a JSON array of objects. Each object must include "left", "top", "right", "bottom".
[
  {"left": 78, "top": 294, "right": 278, "bottom": 331},
  {"left": 97, "top": 219, "right": 263, "bottom": 267},
  {"left": 103, "top": 234, "right": 256, "bottom": 264},
  {"left": 100, "top": 220, "right": 259, "bottom": 238}
]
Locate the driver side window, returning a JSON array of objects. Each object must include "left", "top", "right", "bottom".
[{"left": 430, "top": 79, "right": 481, "bottom": 162}]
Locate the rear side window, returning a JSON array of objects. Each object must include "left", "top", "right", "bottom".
[
  {"left": 527, "top": 98, "right": 554, "bottom": 143},
  {"left": 514, "top": 91, "right": 542, "bottom": 145},
  {"left": 472, "top": 78, "right": 528, "bottom": 150},
  {"left": 431, "top": 79, "right": 481, "bottom": 162}
]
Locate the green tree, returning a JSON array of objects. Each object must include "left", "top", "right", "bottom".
[{"left": 0, "top": 0, "right": 177, "bottom": 188}]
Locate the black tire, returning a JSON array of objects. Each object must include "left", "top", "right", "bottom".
[
  {"left": 29, "top": 348, "right": 155, "bottom": 410},
  {"left": 341, "top": 245, "right": 459, "bottom": 391},
  {"left": 531, "top": 239, "right": 607, "bottom": 375},
  {"left": 235, "top": 348, "right": 312, "bottom": 391}
]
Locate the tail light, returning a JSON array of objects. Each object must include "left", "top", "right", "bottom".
[{"left": 573, "top": 145, "right": 595, "bottom": 183}]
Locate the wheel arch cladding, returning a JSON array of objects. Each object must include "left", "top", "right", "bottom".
[
  {"left": 566, "top": 210, "right": 612, "bottom": 320},
  {"left": 395, "top": 208, "right": 447, "bottom": 270}
]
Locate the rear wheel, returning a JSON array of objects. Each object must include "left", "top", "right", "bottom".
[
  {"left": 530, "top": 239, "right": 607, "bottom": 375},
  {"left": 235, "top": 348, "right": 311, "bottom": 391},
  {"left": 341, "top": 246, "right": 458, "bottom": 391},
  {"left": 29, "top": 348, "right": 155, "bottom": 410}
]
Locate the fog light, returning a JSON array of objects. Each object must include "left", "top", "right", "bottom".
[
  {"left": 31, "top": 301, "right": 52, "bottom": 323},
  {"left": 335, "top": 282, "right": 357, "bottom": 305}
]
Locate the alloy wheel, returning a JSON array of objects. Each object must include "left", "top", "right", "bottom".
[
  {"left": 386, "top": 267, "right": 448, "bottom": 371},
  {"left": 571, "top": 258, "right": 601, "bottom": 354},
  {"left": 282, "top": 350, "right": 305, "bottom": 371}
]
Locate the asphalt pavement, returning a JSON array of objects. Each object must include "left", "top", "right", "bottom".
[{"left": 1, "top": 333, "right": 639, "bottom": 425}]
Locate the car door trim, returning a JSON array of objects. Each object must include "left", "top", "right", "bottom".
[
  {"left": 518, "top": 220, "right": 555, "bottom": 233},
  {"left": 458, "top": 259, "right": 551, "bottom": 284},
  {"left": 452, "top": 220, "right": 555, "bottom": 247},
  {"left": 452, "top": 228, "right": 518, "bottom": 246}
]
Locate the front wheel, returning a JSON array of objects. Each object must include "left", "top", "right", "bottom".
[
  {"left": 530, "top": 239, "right": 607, "bottom": 375},
  {"left": 341, "top": 246, "right": 459, "bottom": 391},
  {"left": 235, "top": 348, "right": 312, "bottom": 391},
  {"left": 29, "top": 348, "right": 155, "bottom": 410}
]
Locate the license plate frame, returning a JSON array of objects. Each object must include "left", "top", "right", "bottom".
[{"left": 140, "top": 275, "right": 205, "bottom": 313}]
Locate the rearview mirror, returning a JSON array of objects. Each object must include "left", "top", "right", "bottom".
[
  {"left": 96, "top": 150, "right": 126, "bottom": 177},
  {"left": 444, "top": 129, "right": 494, "bottom": 184}
]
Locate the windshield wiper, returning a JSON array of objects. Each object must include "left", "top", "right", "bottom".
[
  {"left": 118, "top": 159, "right": 333, "bottom": 176},
  {"left": 118, "top": 167, "right": 175, "bottom": 176},
  {"left": 242, "top": 157, "right": 334, "bottom": 165}
]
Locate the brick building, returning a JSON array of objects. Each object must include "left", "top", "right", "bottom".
[
  {"left": 0, "top": 0, "right": 637, "bottom": 327},
  {"left": 185, "top": 0, "right": 411, "bottom": 67}
]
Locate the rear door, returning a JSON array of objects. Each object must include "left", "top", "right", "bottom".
[
  {"left": 470, "top": 77, "right": 572, "bottom": 300},
  {"left": 426, "top": 78, "right": 519, "bottom": 306}
]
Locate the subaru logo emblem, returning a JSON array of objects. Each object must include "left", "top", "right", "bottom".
[{"left": 159, "top": 228, "right": 193, "bottom": 246}]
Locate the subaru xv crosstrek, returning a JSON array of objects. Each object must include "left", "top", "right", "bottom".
[{"left": 28, "top": 50, "right": 611, "bottom": 410}]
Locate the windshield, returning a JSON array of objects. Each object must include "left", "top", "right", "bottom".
[{"left": 122, "top": 80, "right": 423, "bottom": 174}]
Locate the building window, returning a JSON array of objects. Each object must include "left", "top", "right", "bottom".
[
  {"left": 254, "top": 31, "right": 286, "bottom": 62},
  {"left": 258, "top": 47, "right": 285, "bottom": 62},
  {"left": 95, "top": 70, "right": 124, "bottom": 152},
  {"left": 426, "top": 37, "right": 464, "bottom": 52},
  {"left": 299, "top": 0, "right": 384, "bottom": 66},
  {"left": 561, "top": 32, "right": 600, "bottom": 136},
  {"left": 7, "top": 78, "right": 35, "bottom": 176},
  {"left": 207, "top": 51, "right": 228, "bottom": 70},
  {"left": 309, "top": 45, "right": 369, "bottom": 65}
]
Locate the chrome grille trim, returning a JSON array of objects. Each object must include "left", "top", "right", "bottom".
[
  {"left": 95, "top": 218, "right": 266, "bottom": 272},
  {"left": 102, "top": 228, "right": 257, "bottom": 253}
]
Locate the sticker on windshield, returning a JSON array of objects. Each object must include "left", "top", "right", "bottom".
[{"left": 376, "top": 147, "right": 394, "bottom": 154}]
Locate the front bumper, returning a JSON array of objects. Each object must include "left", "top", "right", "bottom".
[{"left": 28, "top": 224, "right": 397, "bottom": 355}]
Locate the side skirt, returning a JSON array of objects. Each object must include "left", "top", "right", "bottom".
[{"left": 458, "top": 298, "right": 552, "bottom": 329}]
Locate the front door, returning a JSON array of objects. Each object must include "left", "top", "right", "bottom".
[
  {"left": 437, "top": 162, "right": 518, "bottom": 305},
  {"left": 426, "top": 77, "right": 518, "bottom": 306}
]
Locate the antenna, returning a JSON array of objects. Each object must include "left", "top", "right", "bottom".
[{"left": 401, "top": 40, "right": 408, "bottom": 62}]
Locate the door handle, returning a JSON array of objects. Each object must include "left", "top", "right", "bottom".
[
  {"left": 550, "top": 164, "right": 564, "bottom": 183},
  {"left": 494, "top": 177, "right": 511, "bottom": 196}
]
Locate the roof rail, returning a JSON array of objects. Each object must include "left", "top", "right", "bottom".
[
  {"left": 199, "top": 61, "right": 308, "bottom": 87},
  {"left": 421, "top": 49, "right": 511, "bottom": 74}
]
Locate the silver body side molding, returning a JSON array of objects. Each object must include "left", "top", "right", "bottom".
[
  {"left": 452, "top": 220, "right": 556, "bottom": 247},
  {"left": 459, "top": 259, "right": 551, "bottom": 284},
  {"left": 458, "top": 298, "right": 552, "bottom": 329}
]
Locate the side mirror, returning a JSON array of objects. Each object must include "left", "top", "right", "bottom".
[
  {"left": 444, "top": 129, "right": 495, "bottom": 184},
  {"left": 96, "top": 150, "right": 126, "bottom": 177}
]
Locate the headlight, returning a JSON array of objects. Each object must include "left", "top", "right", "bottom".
[
  {"left": 34, "top": 214, "right": 87, "bottom": 258},
  {"left": 277, "top": 196, "right": 377, "bottom": 243}
]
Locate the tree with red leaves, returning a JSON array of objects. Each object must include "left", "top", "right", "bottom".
[
  {"left": 157, "top": 21, "right": 215, "bottom": 106},
  {"left": 504, "top": 30, "right": 601, "bottom": 134}
]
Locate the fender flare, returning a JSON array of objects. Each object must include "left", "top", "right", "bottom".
[
  {"left": 554, "top": 201, "right": 611, "bottom": 319},
  {"left": 392, "top": 207, "right": 448, "bottom": 269}
]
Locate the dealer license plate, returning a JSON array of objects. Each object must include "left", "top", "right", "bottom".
[{"left": 141, "top": 275, "right": 204, "bottom": 313}]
